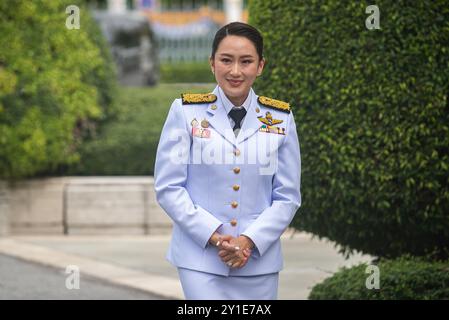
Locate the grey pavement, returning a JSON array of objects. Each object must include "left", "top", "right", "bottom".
[
  {"left": 0, "top": 254, "right": 163, "bottom": 300},
  {"left": 0, "top": 230, "right": 372, "bottom": 300}
]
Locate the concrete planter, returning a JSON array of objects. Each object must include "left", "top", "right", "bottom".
[{"left": 4, "top": 176, "right": 171, "bottom": 235}]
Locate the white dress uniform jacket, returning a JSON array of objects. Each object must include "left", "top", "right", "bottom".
[{"left": 154, "top": 85, "right": 301, "bottom": 277}]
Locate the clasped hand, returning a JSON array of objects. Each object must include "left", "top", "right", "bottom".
[{"left": 211, "top": 234, "right": 253, "bottom": 269}]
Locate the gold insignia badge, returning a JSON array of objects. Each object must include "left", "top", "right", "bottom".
[
  {"left": 257, "top": 111, "right": 283, "bottom": 126},
  {"left": 181, "top": 93, "right": 217, "bottom": 105},
  {"left": 258, "top": 96, "right": 291, "bottom": 113},
  {"left": 191, "top": 118, "right": 199, "bottom": 127},
  {"left": 201, "top": 119, "right": 209, "bottom": 128}
]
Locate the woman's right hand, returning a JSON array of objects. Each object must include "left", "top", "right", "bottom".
[
  {"left": 209, "top": 233, "right": 251, "bottom": 268},
  {"left": 219, "top": 237, "right": 252, "bottom": 269}
]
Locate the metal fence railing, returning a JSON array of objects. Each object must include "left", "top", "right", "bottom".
[{"left": 156, "top": 31, "right": 216, "bottom": 62}]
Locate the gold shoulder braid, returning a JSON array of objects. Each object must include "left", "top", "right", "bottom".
[
  {"left": 257, "top": 96, "right": 291, "bottom": 113},
  {"left": 181, "top": 93, "right": 217, "bottom": 105}
]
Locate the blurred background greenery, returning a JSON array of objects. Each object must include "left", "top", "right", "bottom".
[
  {"left": 160, "top": 62, "right": 214, "bottom": 83},
  {"left": 0, "top": 0, "right": 216, "bottom": 179},
  {"left": 54, "top": 83, "right": 214, "bottom": 176},
  {"left": 0, "top": 0, "right": 118, "bottom": 179}
]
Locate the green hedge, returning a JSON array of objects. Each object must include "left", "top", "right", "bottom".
[
  {"left": 60, "top": 84, "right": 214, "bottom": 176},
  {"left": 0, "top": 0, "right": 117, "bottom": 179},
  {"left": 309, "top": 256, "right": 449, "bottom": 300},
  {"left": 160, "top": 62, "right": 215, "bottom": 83},
  {"left": 250, "top": 0, "right": 449, "bottom": 259}
]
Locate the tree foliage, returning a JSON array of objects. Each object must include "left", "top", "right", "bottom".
[{"left": 0, "top": 0, "right": 117, "bottom": 179}]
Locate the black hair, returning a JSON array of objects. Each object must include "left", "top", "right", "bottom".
[{"left": 211, "top": 22, "right": 264, "bottom": 60}]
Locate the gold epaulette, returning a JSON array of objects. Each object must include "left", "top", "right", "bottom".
[
  {"left": 181, "top": 93, "right": 217, "bottom": 105},
  {"left": 258, "top": 96, "right": 291, "bottom": 113}
]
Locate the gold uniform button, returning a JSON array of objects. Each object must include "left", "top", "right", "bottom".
[
  {"left": 211, "top": 105, "right": 217, "bottom": 110},
  {"left": 230, "top": 219, "right": 237, "bottom": 227},
  {"left": 234, "top": 149, "right": 241, "bottom": 156},
  {"left": 233, "top": 184, "right": 240, "bottom": 191},
  {"left": 231, "top": 201, "right": 238, "bottom": 208},
  {"left": 233, "top": 167, "right": 240, "bottom": 174}
]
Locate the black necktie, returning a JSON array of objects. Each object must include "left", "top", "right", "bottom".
[{"left": 228, "top": 108, "right": 247, "bottom": 131}]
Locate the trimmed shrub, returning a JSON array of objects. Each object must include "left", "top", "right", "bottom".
[
  {"left": 63, "top": 84, "right": 214, "bottom": 176},
  {"left": 249, "top": 1, "right": 449, "bottom": 259},
  {"left": 309, "top": 256, "right": 449, "bottom": 300},
  {"left": 160, "top": 62, "right": 215, "bottom": 83},
  {"left": 0, "top": 0, "right": 117, "bottom": 179}
]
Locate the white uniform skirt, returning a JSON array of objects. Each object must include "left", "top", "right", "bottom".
[{"left": 178, "top": 268, "right": 279, "bottom": 300}]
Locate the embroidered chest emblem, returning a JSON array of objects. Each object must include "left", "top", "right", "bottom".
[
  {"left": 257, "top": 112, "right": 286, "bottom": 135},
  {"left": 257, "top": 111, "right": 283, "bottom": 126}
]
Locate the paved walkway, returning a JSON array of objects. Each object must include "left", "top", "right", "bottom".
[
  {"left": 0, "top": 231, "right": 372, "bottom": 299},
  {"left": 0, "top": 254, "right": 163, "bottom": 300}
]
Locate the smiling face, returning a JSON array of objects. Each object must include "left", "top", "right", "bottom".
[{"left": 210, "top": 35, "right": 265, "bottom": 106}]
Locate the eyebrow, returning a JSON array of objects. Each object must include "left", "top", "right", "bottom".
[{"left": 218, "top": 53, "right": 255, "bottom": 59}]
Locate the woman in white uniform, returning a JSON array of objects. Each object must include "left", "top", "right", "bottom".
[{"left": 154, "top": 22, "right": 301, "bottom": 300}]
